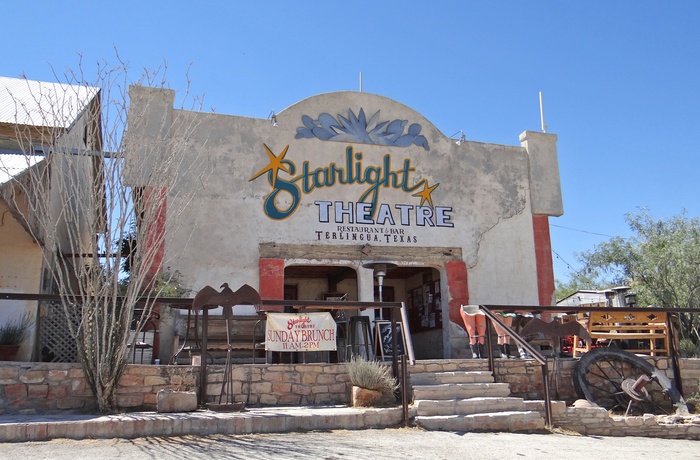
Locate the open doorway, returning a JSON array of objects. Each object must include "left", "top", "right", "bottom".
[
  {"left": 283, "top": 265, "right": 358, "bottom": 301},
  {"left": 372, "top": 266, "right": 443, "bottom": 359},
  {"left": 282, "top": 265, "right": 358, "bottom": 363},
  {"left": 282, "top": 264, "right": 443, "bottom": 359}
]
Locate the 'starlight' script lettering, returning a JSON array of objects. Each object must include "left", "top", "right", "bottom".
[{"left": 249, "top": 145, "right": 436, "bottom": 220}]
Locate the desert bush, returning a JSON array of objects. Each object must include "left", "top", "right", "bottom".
[{"left": 346, "top": 356, "right": 398, "bottom": 394}]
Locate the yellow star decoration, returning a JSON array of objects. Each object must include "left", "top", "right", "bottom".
[
  {"left": 248, "top": 144, "right": 291, "bottom": 186},
  {"left": 412, "top": 180, "right": 439, "bottom": 207}
]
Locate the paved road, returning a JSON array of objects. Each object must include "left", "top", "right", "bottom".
[{"left": 2, "top": 428, "right": 698, "bottom": 459}]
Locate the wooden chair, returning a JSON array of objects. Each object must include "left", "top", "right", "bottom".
[{"left": 129, "top": 311, "right": 160, "bottom": 364}]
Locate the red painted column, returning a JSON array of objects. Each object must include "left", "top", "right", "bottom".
[
  {"left": 259, "top": 258, "right": 285, "bottom": 312},
  {"left": 532, "top": 214, "right": 555, "bottom": 308},
  {"left": 142, "top": 187, "right": 167, "bottom": 285},
  {"left": 141, "top": 187, "right": 167, "bottom": 363},
  {"left": 446, "top": 260, "right": 469, "bottom": 331}
]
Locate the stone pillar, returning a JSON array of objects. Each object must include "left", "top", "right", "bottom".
[
  {"left": 520, "top": 130, "right": 561, "bottom": 318},
  {"left": 519, "top": 131, "right": 563, "bottom": 217}
]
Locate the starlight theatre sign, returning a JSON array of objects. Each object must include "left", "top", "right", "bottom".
[
  {"left": 265, "top": 312, "right": 337, "bottom": 352},
  {"left": 248, "top": 109, "right": 455, "bottom": 247}
]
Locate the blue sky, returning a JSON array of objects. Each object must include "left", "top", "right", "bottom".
[{"left": 3, "top": 1, "right": 699, "bottom": 284}]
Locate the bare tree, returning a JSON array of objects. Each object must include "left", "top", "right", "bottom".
[{"left": 1, "top": 56, "right": 210, "bottom": 412}]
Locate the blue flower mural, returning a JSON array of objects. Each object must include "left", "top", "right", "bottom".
[{"left": 295, "top": 108, "right": 430, "bottom": 151}]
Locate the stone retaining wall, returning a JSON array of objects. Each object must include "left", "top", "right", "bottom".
[
  {"left": 0, "top": 362, "right": 353, "bottom": 414},
  {"left": 524, "top": 400, "right": 700, "bottom": 440},
  {"left": 410, "top": 357, "right": 700, "bottom": 404},
  {"left": 1, "top": 358, "right": 699, "bottom": 417}
]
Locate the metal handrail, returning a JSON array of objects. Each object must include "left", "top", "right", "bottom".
[
  {"left": 480, "top": 306, "right": 552, "bottom": 428},
  {"left": 483, "top": 304, "right": 685, "bottom": 398},
  {"left": 401, "top": 354, "right": 409, "bottom": 427}
]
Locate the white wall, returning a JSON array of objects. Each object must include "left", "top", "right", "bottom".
[{"left": 467, "top": 206, "right": 540, "bottom": 306}]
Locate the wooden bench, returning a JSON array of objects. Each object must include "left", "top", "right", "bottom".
[
  {"left": 572, "top": 310, "right": 670, "bottom": 357},
  {"left": 172, "top": 312, "right": 266, "bottom": 364}
]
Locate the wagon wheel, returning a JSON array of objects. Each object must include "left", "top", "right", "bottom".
[{"left": 574, "top": 347, "right": 687, "bottom": 415}]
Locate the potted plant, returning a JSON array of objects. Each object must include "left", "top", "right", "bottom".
[
  {"left": 346, "top": 356, "right": 398, "bottom": 407},
  {"left": 0, "top": 312, "right": 34, "bottom": 361}
]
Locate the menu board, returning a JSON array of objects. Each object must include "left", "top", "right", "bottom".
[{"left": 374, "top": 320, "right": 406, "bottom": 360}]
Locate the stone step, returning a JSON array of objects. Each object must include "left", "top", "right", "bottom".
[
  {"left": 413, "top": 396, "right": 528, "bottom": 417},
  {"left": 413, "top": 382, "right": 511, "bottom": 400},
  {"left": 410, "top": 371, "right": 494, "bottom": 386},
  {"left": 414, "top": 410, "right": 546, "bottom": 433}
]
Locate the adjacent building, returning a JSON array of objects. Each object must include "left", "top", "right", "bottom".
[{"left": 0, "top": 76, "right": 101, "bottom": 361}]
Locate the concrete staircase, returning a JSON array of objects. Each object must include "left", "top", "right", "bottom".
[{"left": 411, "top": 370, "right": 546, "bottom": 433}]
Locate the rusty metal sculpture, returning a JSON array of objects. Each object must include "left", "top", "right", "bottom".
[
  {"left": 520, "top": 317, "right": 591, "bottom": 356},
  {"left": 521, "top": 316, "right": 592, "bottom": 399},
  {"left": 187, "top": 283, "right": 263, "bottom": 409},
  {"left": 192, "top": 283, "right": 262, "bottom": 314}
]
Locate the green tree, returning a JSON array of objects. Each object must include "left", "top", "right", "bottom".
[
  {"left": 555, "top": 268, "right": 610, "bottom": 302},
  {"left": 574, "top": 210, "right": 700, "bottom": 342}
]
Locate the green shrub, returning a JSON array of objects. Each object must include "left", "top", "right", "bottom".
[
  {"left": 686, "top": 383, "right": 700, "bottom": 414},
  {"left": 0, "top": 312, "right": 34, "bottom": 346},
  {"left": 679, "top": 338, "right": 700, "bottom": 358}
]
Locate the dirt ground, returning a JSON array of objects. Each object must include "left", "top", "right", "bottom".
[{"left": 3, "top": 427, "right": 699, "bottom": 459}]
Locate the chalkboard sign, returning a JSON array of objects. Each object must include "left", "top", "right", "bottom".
[{"left": 374, "top": 321, "right": 405, "bottom": 360}]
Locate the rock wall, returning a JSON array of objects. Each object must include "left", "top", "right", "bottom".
[
  {"left": 1, "top": 358, "right": 699, "bottom": 417},
  {"left": 0, "top": 362, "right": 352, "bottom": 414}
]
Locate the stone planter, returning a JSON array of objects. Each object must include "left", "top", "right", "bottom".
[
  {"left": 156, "top": 389, "right": 198, "bottom": 413},
  {"left": 352, "top": 386, "right": 384, "bottom": 407}
]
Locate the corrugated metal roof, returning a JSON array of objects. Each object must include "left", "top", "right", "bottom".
[
  {"left": 0, "top": 76, "right": 99, "bottom": 129},
  {"left": 0, "top": 153, "right": 43, "bottom": 186},
  {"left": 0, "top": 76, "right": 100, "bottom": 187}
]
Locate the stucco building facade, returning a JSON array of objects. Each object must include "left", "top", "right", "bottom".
[
  {"left": 0, "top": 76, "right": 101, "bottom": 361},
  {"left": 125, "top": 87, "right": 563, "bottom": 361}
]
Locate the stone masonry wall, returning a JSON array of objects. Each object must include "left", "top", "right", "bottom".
[
  {"left": 1, "top": 358, "right": 699, "bottom": 416},
  {"left": 519, "top": 400, "right": 700, "bottom": 440},
  {"left": 0, "top": 362, "right": 353, "bottom": 414},
  {"left": 411, "top": 357, "right": 700, "bottom": 404}
]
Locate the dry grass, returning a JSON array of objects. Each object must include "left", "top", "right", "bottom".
[{"left": 346, "top": 356, "right": 398, "bottom": 394}]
